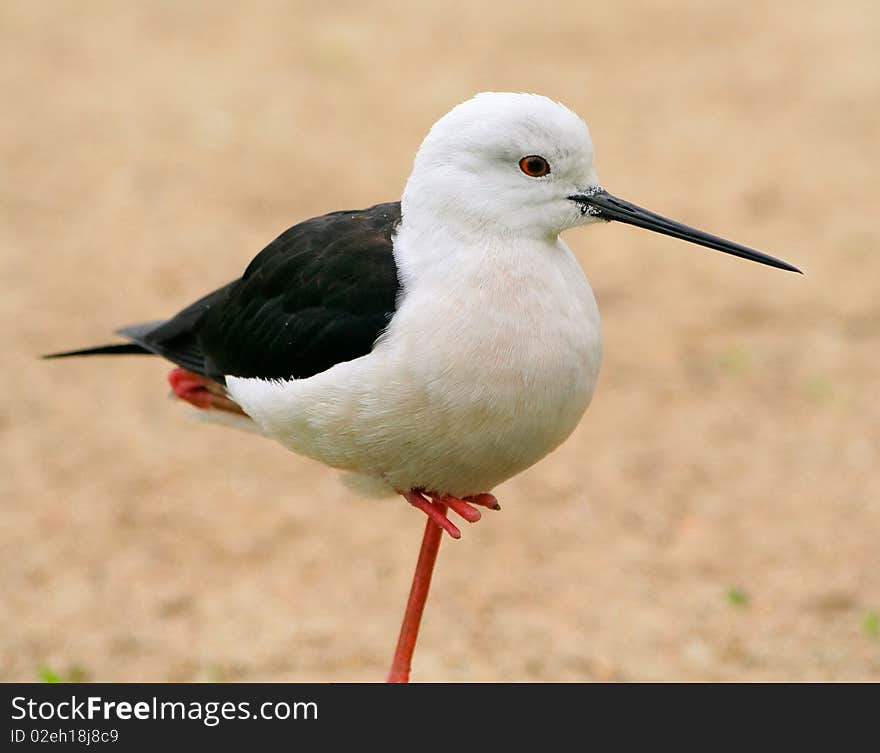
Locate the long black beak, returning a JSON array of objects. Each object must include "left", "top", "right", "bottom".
[{"left": 570, "top": 189, "right": 801, "bottom": 273}]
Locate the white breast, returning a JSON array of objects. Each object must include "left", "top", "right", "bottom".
[{"left": 227, "top": 229, "right": 602, "bottom": 498}]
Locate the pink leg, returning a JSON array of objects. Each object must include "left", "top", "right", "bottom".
[
  {"left": 387, "top": 489, "right": 501, "bottom": 683},
  {"left": 402, "top": 490, "right": 501, "bottom": 539},
  {"left": 167, "top": 368, "right": 245, "bottom": 415},
  {"left": 387, "top": 505, "right": 446, "bottom": 683},
  {"left": 432, "top": 492, "right": 502, "bottom": 516},
  {"left": 464, "top": 493, "right": 501, "bottom": 511},
  {"left": 402, "top": 490, "right": 463, "bottom": 538},
  {"left": 433, "top": 493, "right": 482, "bottom": 523}
]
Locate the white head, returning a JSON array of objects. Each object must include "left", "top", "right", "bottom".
[
  {"left": 402, "top": 93, "right": 601, "bottom": 239},
  {"left": 400, "top": 92, "right": 800, "bottom": 273}
]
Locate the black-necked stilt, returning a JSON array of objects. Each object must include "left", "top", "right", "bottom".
[{"left": 46, "top": 92, "right": 800, "bottom": 682}]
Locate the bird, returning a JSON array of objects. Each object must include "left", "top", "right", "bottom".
[{"left": 45, "top": 92, "right": 800, "bottom": 682}]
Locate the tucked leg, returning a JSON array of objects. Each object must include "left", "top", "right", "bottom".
[{"left": 167, "top": 368, "right": 246, "bottom": 415}]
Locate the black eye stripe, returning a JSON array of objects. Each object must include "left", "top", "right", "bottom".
[{"left": 519, "top": 155, "right": 550, "bottom": 177}]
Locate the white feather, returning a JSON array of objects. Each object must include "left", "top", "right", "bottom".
[{"left": 226, "top": 93, "right": 605, "bottom": 497}]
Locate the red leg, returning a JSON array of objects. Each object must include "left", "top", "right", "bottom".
[
  {"left": 387, "top": 489, "right": 501, "bottom": 682},
  {"left": 167, "top": 368, "right": 245, "bottom": 415},
  {"left": 403, "top": 490, "right": 501, "bottom": 540},
  {"left": 431, "top": 493, "right": 481, "bottom": 523},
  {"left": 402, "top": 490, "right": 463, "bottom": 539},
  {"left": 430, "top": 492, "right": 501, "bottom": 517},
  {"left": 387, "top": 503, "right": 446, "bottom": 683},
  {"left": 465, "top": 493, "right": 501, "bottom": 511}
]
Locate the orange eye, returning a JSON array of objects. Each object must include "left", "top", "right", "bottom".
[{"left": 519, "top": 155, "right": 550, "bottom": 177}]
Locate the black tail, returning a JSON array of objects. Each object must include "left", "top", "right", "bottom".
[
  {"left": 42, "top": 320, "right": 166, "bottom": 361},
  {"left": 43, "top": 316, "right": 213, "bottom": 380},
  {"left": 42, "top": 343, "right": 151, "bottom": 359},
  {"left": 44, "top": 284, "right": 231, "bottom": 379}
]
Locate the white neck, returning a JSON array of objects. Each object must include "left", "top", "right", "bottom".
[{"left": 394, "top": 214, "right": 568, "bottom": 294}]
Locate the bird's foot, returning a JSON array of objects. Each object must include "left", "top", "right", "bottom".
[
  {"left": 401, "top": 490, "right": 500, "bottom": 539},
  {"left": 167, "top": 368, "right": 246, "bottom": 415}
]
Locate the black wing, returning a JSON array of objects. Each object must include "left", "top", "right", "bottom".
[{"left": 47, "top": 202, "right": 402, "bottom": 383}]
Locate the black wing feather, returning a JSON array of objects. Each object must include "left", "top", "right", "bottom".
[
  {"left": 195, "top": 202, "right": 401, "bottom": 381},
  {"left": 46, "top": 203, "right": 402, "bottom": 384}
]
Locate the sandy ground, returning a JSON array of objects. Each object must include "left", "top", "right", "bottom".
[{"left": 2, "top": 1, "right": 879, "bottom": 682}]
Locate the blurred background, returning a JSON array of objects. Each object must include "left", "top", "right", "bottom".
[{"left": 2, "top": 0, "right": 878, "bottom": 681}]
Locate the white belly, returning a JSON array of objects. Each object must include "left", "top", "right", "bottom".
[{"left": 227, "top": 238, "right": 602, "bottom": 497}]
